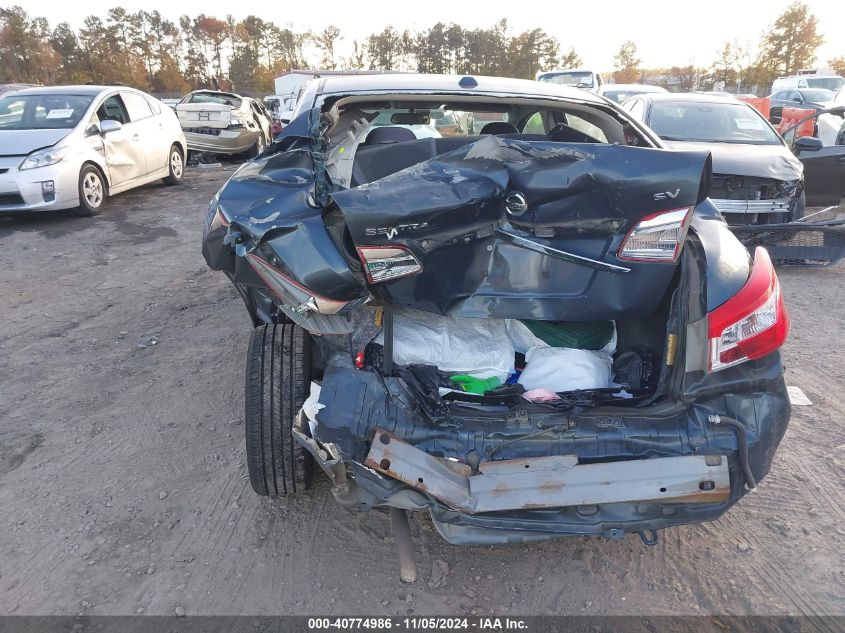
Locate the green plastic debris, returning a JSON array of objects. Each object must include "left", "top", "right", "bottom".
[
  {"left": 451, "top": 374, "right": 502, "bottom": 395},
  {"left": 521, "top": 320, "right": 614, "bottom": 350}
]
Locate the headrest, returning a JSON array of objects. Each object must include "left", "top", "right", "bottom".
[
  {"left": 479, "top": 121, "right": 519, "bottom": 135},
  {"left": 364, "top": 126, "right": 417, "bottom": 145}
]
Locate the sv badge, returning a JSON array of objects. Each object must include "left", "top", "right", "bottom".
[{"left": 653, "top": 189, "right": 681, "bottom": 201}]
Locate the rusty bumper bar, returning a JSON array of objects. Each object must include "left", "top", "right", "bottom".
[{"left": 365, "top": 429, "right": 730, "bottom": 514}]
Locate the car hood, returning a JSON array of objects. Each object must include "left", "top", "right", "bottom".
[
  {"left": 0, "top": 129, "right": 70, "bottom": 156},
  {"left": 663, "top": 140, "right": 803, "bottom": 181}
]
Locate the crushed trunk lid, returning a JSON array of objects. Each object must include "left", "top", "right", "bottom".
[{"left": 331, "top": 136, "right": 711, "bottom": 320}]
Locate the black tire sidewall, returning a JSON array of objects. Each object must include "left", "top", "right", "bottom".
[{"left": 244, "top": 323, "right": 314, "bottom": 496}]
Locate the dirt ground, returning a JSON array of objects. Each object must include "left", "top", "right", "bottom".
[{"left": 0, "top": 168, "right": 843, "bottom": 619}]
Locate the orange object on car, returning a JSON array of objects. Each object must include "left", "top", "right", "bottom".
[
  {"left": 738, "top": 96, "right": 771, "bottom": 120},
  {"left": 776, "top": 107, "right": 816, "bottom": 138}
]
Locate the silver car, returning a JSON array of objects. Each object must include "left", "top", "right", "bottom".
[
  {"left": 0, "top": 85, "right": 187, "bottom": 216},
  {"left": 176, "top": 90, "right": 272, "bottom": 157}
]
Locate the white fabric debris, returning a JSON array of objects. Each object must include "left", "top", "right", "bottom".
[
  {"left": 517, "top": 346, "right": 612, "bottom": 393},
  {"left": 601, "top": 323, "right": 617, "bottom": 355},
  {"left": 505, "top": 320, "right": 549, "bottom": 354},
  {"left": 302, "top": 381, "right": 325, "bottom": 435},
  {"left": 375, "top": 307, "right": 514, "bottom": 380}
]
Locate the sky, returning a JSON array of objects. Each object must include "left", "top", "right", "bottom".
[{"left": 25, "top": 0, "right": 845, "bottom": 72}]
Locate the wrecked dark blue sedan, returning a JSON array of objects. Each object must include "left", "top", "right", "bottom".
[{"left": 202, "top": 75, "right": 791, "bottom": 551}]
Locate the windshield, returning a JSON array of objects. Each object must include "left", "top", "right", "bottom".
[
  {"left": 806, "top": 77, "right": 845, "bottom": 92},
  {"left": 648, "top": 101, "right": 781, "bottom": 145},
  {"left": 800, "top": 89, "right": 835, "bottom": 102},
  {"left": 604, "top": 91, "right": 646, "bottom": 103},
  {"left": 537, "top": 71, "right": 594, "bottom": 88},
  {"left": 186, "top": 93, "right": 242, "bottom": 108},
  {"left": 0, "top": 94, "right": 94, "bottom": 130}
]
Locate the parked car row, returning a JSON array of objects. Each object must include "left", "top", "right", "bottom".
[{"left": 0, "top": 85, "right": 186, "bottom": 216}]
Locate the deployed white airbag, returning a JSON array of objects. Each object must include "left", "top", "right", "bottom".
[{"left": 518, "top": 346, "right": 612, "bottom": 393}]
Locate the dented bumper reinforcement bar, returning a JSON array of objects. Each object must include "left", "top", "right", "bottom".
[{"left": 365, "top": 429, "right": 730, "bottom": 514}]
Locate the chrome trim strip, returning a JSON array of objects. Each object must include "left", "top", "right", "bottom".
[{"left": 495, "top": 228, "right": 631, "bottom": 273}]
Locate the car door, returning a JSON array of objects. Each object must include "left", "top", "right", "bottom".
[
  {"left": 798, "top": 145, "right": 845, "bottom": 206},
  {"left": 249, "top": 100, "right": 270, "bottom": 141},
  {"left": 121, "top": 91, "right": 168, "bottom": 175},
  {"left": 96, "top": 94, "right": 147, "bottom": 187}
]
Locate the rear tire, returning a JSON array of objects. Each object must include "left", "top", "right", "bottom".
[
  {"left": 244, "top": 323, "right": 315, "bottom": 496},
  {"left": 74, "top": 164, "right": 107, "bottom": 216},
  {"left": 162, "top": 145, "right": 184, "bottom": 185}
]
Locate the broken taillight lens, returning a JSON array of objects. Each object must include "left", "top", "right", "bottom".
[
  {"left": 246, "top": 253, "right": 365, "bottom": 315},
  {"left": 708, "top": 247, "right": 789, "bottom": 371},
  {"left": 208, "top": 206, "right": 229, "bottom": 232},
  {"left": 357, "top": 246, "right": 422, "bottom": 283},
  {"left": 617, "top": 206, "right": 693, "bottom": 263}
]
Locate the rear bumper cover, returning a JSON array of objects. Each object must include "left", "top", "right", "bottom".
[
  {"left": 304, "top": 360, "right": 790, "bottom": 544},
  {"left": 184, "top": 129, "right": 259, "bottom": 154}
]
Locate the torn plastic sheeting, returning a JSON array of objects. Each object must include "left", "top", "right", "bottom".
[
  {"left": 374, "top": 307, "right": 515, "bottom": 381},
  {"left": 518, "top": 346, "right": 612, "bottom": 393},
  {"left": 302, "top": 381, "right": 325, "bottom": 436}
]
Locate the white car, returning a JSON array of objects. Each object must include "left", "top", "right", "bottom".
[
  {"left": 535, "top": 69, "right": 604, "bottom": 93},
  {"left": 0, "top": 85, "right": 187, "bottom": 216}
]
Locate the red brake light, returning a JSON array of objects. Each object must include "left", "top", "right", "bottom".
[
  {"left": 708, "top": 247, "right": 789, "bottom": 371},
  {"left": 246, "top": 253, "right": 365, "bottom": 314},
  {"left": 617, "top": 206, "right": 693, "bottom": 263}
]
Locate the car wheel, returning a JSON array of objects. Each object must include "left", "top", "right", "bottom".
[
  {"left": 244, "top": 323, "right": 315, "bottom": 496},
  {"left": 163, "top": 145, "right": 184, "bottom": 185},
  {"left": 74, "top": 164, "right": 107, "bottom": 216}
]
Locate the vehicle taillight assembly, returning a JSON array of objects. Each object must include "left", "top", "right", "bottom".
[
  {"left": 708, "top": 247, "right": 789, "bottom": 371},
  {"left": 207, "top": 206, "right": 229, "bottom": 232},
  {"left": 356, "top": 246, "right": 422, "bottom": 283},
  {"left": 246, "top": 253, "right": 366, "bottom": 315},
  {"left": 617, "top": 206, "right": 693, "bottom": 263}
]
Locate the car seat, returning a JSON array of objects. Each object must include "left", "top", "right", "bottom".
[
  {"left": 479, "top": 121, "right": 519, "bottom": 135},
  {"left": 364, "top": 126, "right": 417, "bottom": 145}
]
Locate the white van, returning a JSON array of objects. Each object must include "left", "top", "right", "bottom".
[
  {"left": 771, "top": 71, "right": 844, "bottom": 93},
  {"left": 536, "top": 69, "right": 604, "bottom": 93}
]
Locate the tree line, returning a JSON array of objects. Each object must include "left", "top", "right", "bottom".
[{"left": 0, "top": 2, "right": 841, "bottom": 96}]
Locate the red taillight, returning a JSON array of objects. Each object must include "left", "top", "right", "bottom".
[
  {"left": 617, "top": 206, "right": 693, "bottom": 263},
  {"left": 708, "top": 247, "right": 790, "bottom": 371},
  {"left": 246, "top": 253, "right": 362, "bottom": 314},
  {"left": 356, "top": 246, "right": 422, "bottom": 284}
]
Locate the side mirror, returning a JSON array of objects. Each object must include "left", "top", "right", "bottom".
[
  {"left": 85, "top": 124, "right": 100, "bottom": 137},
  {"left": 100, "top": 119, "right": 122, "bottom": 134},
  {"left": 791, "top": 97, "right": 802, "bottom": 103},
  {"left": 794, "top": 136, "right": 823, "bottom": 152}
]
